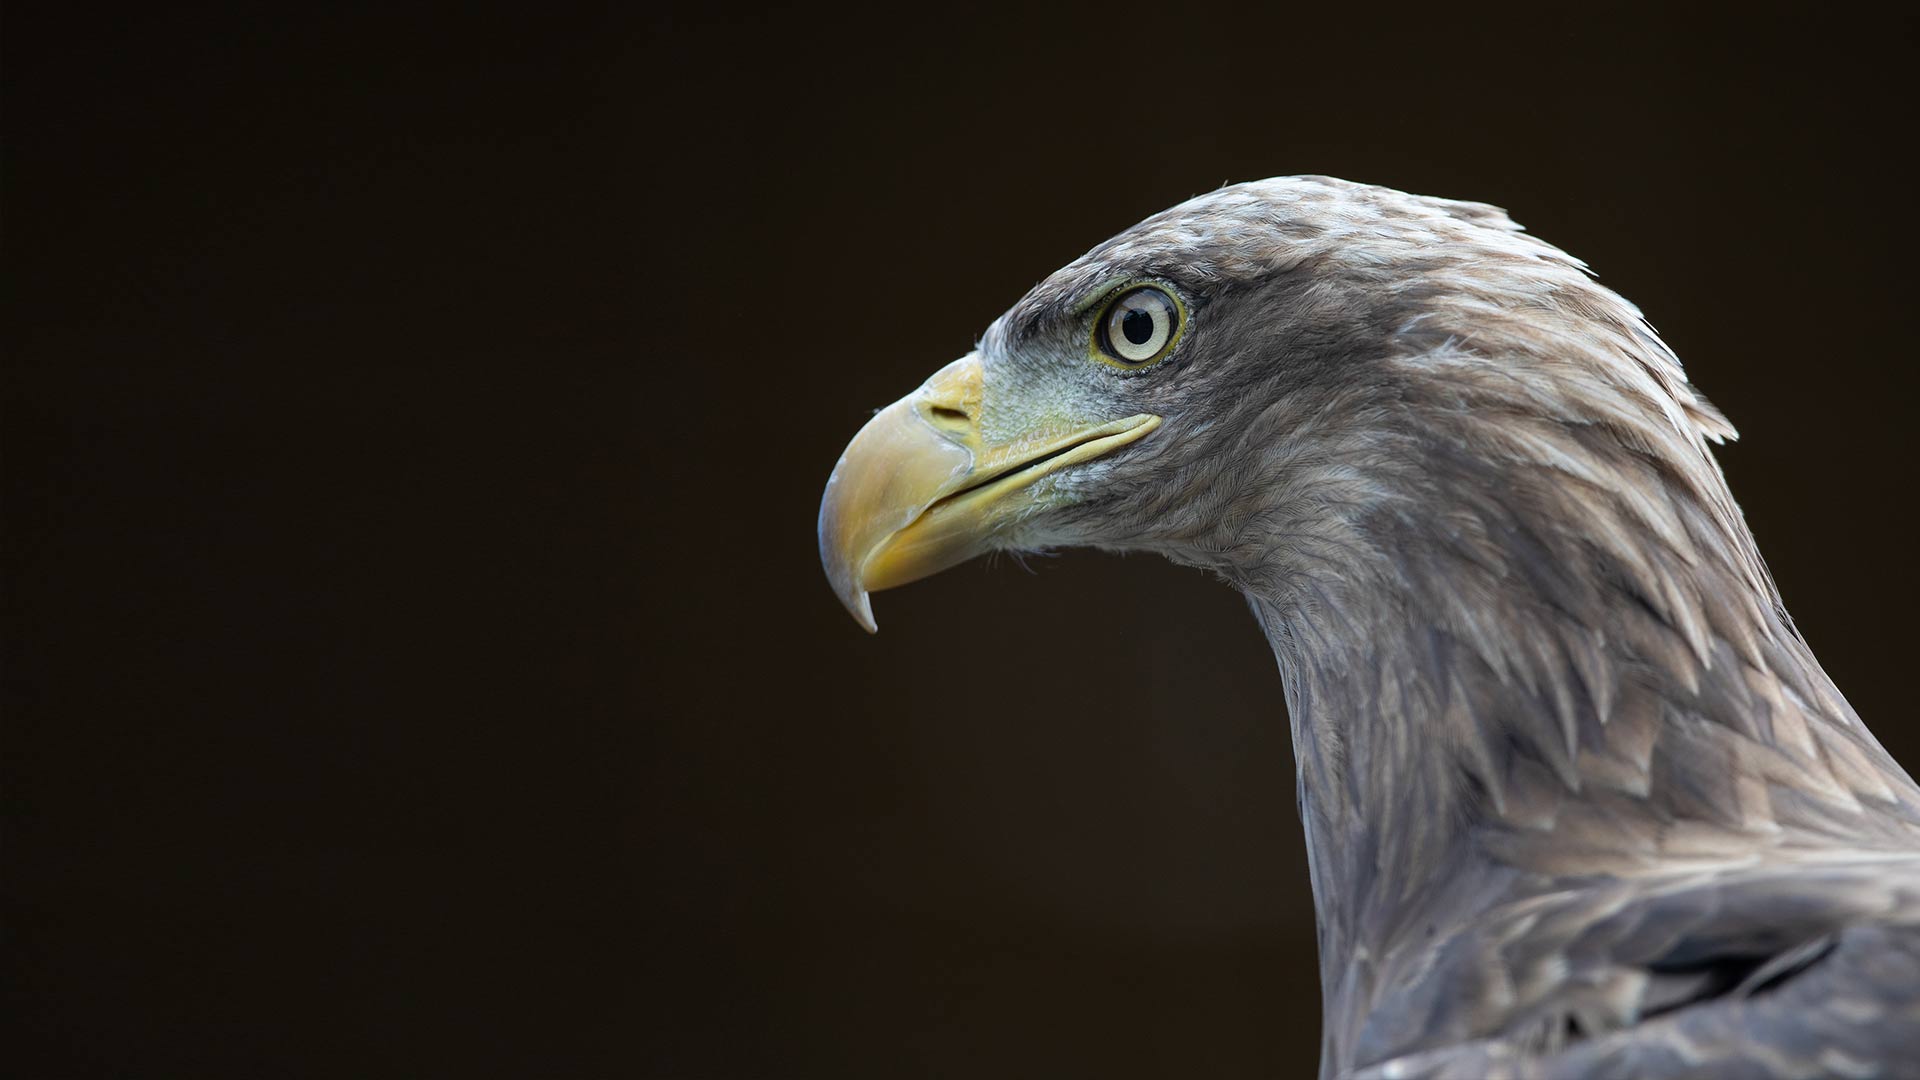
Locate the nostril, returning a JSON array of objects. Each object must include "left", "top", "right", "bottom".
[{"left": 929, "top": 406, "right": 970, "bottom": 424}]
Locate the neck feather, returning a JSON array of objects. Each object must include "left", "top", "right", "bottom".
[{"left": 1212, "top": 334, "right": 1920, "bottom": 1012}]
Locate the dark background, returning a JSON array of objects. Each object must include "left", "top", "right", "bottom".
[{"left": 6, "top": 5, "right": 1916, "bottom": 1077}]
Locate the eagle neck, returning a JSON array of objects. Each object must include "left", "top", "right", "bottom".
[
  {"left": 1245, "top": 586, "right": 1512, "bottom": 997},
  {"left": 1233, "top": 434, "right": 1916, "bottom": 1067},
  {"left": 1135, "top": 256, "right": 1920, "bottom": 1070}
]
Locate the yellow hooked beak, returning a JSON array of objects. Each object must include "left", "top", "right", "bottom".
[{"left": 818, "top": 353, "right": 1161, "bottom": 631}]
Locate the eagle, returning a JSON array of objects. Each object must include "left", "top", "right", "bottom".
[{"left": 816, "top": 177, "right": 1920, "bottom": 1078}]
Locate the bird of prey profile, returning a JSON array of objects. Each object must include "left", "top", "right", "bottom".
[{"left": 817, "top": 177, "right": 1920, "bottom": 1077}]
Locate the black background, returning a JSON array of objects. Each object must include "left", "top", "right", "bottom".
[{"left": 6, "top": 5, "right": 1917, "bottom": 1077}]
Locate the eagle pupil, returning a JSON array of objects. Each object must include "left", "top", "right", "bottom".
[{"left": 1121, "top": 307, "right": 1155, "bottom": 346}]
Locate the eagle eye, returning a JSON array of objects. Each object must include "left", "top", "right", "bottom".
[{"left": 1092, "top": 285, "right": 1183, "bottom": 370}]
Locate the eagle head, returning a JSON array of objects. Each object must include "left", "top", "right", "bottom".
[{"left": 819, "top": 175, "right": 1734, "bottom": 633}]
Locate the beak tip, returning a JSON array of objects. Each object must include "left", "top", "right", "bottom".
[
  {"left": 846, "top": 589, "right": 879, "bottom": 634},
  {"left": 821, "top": 531, "right": 880, "bottom": 635}
]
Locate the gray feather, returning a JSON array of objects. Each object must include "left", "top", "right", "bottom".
[{"left": 963, "top": 176, "right": 1920, "bottom": 1076}]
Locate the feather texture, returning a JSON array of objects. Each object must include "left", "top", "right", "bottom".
[{"left": 977, "top": 178, "right": 1920, "bottom": 1076}]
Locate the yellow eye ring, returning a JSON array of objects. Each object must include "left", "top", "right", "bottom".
[{"left": 1089, "top": 283, "right": 1187, "bottom": 371}]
